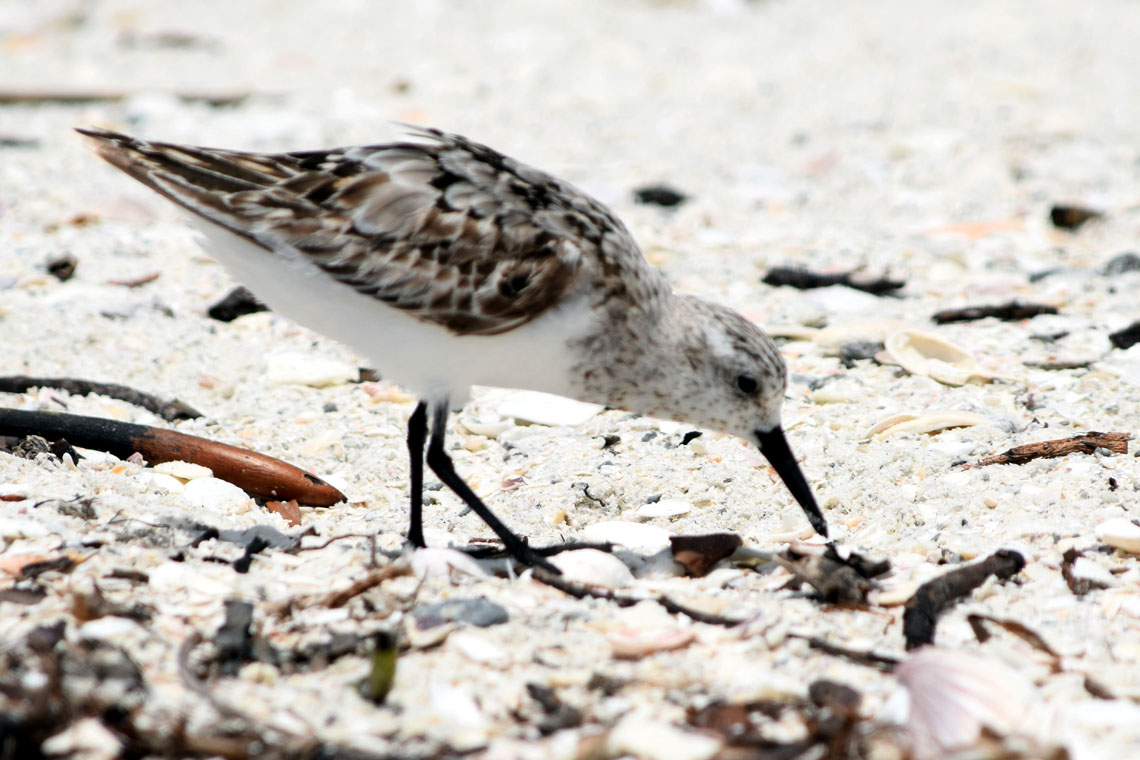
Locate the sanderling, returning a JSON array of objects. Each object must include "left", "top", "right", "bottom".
[{"left": 79, "top": 125, "right": 828, "bottom": 572}]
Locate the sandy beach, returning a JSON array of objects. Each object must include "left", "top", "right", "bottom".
[{"left": 2, "top": 1, "right": 1139, "bottom": 757}]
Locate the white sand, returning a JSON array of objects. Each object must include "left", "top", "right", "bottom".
[{"left": 2, "top": 0, "right": 1139, "bottom": 757}]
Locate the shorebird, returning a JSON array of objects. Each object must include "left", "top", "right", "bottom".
[{"left": 79, "top": 125, "right": 828, "bottom": 573}]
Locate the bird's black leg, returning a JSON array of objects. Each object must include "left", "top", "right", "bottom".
[
  {"left": 406, "top": 401, "right": 428, "bottom": 548},
  {"left": 424, "top": 400, "right": 560, "bottom": 574}
]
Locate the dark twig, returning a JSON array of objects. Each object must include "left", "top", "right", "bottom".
[
  {"left": 460, "top": 540, "right": 615, "bottom": 560},
  {"left": 931, "top": 301, "right": 1058, "bottom": 324},
  {"left": 762, "top": 266, "right": 905, "bottom": 296},
  {"left": 0, "top": 375, "right": 201, "bottom": 421},
  {"left": 966, "top": 613, "right": 1061, "bottom": 671},
  {"left": 320, "top": 565, "right": 410, "bottom": 609},
  {"left": 0, "top": 87, "right": 256, "bottom": 106},
  {"left": 788, "top": 633, "right": 901, "bottom": 672},
  {"left": 902, "top": 549, "right": 1025, "bottom": 649},
  {"left": 533, "top": 569, "right": 744, "bottom": 627}
]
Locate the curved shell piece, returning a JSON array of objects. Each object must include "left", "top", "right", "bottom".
[
  {"left": 883, "top": 329, "right": 988, "bottom": 386},
  {"left": 813, "top": 320, "right": 912, "bottom": 350},
  {"left": 867, "top": 411, "right": 992, "bottom": 440},
  {"left": 865, "top": 414, "right": 919, "bottom": 439}
]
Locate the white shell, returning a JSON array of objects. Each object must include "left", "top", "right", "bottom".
[
  {"left": 1097, "top": 518, "right": 1140, "bottom": 554},
  {"left": 181, "top": 477, "right": 252, "bottom": 511},
  {"left": 549, "top": 548, "right": 634, "bottom": 588},
  {"left": 410, "top": 547, "right": 490, "bottom": 579},
  {"left": 866, "top": 411, "right": 992, "bottom": 439},
  {"left": 264, "top": 350, "right": 358, "bottom": 387},
  {"left": 146, "top": 472, "right": 185, "bottom": 492},
  {"left": 579, "top": 520, "right": 672, "bottom": 553},
  {"left": 606, "top": 710, "right": 723, "bottom": 760},
  {"left": 607, "top": 626, "right": 696, "bottom": 659},
  {"left": 635, "top": 499, "right": 693, "bottom": 520},
  {"left": 153, "top": 460, "right": 213, "bottom": 481},
  {"left": 447, "top": 631, "right": 510, "bottom": 667},
  {"left": 456, "top": 412, "right": 512, "bottom": 438},
  {"left": 882, "top": 329, "right": 989, "bottom": 386},
  {"left": 812, "top": 319, "right": 912, "bottom": 350},
  {"left": 496, "top": 390, "right": 603, "bottom": 427},
  {"left": 40, "top": 717, "right": 122, "bottom": 760}
]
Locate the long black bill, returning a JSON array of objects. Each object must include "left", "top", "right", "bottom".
[{"left": 755, "top": 426, "right": 828, "bottom": 538}]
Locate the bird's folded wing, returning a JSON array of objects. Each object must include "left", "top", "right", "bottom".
[{"left": 79, "top": 126, "right": 661, "bottom": 336}]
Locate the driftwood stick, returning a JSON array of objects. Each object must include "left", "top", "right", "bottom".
[
  {"left": 0, "top": 408, "right": 344, "bottom": 507},
  {"left": 931, "top": 300, "right": 1058, "bottom": 324},
  {"left": 534, "top": 569, "right": 744, "bottom": 627},
  {"left": 960, "top": 431, "right": 1128, "bottom": 469},
  {"left": 902, "top": 549, "right": 1025, "bottom": 649},
  {"left": 0, "top": 87, "right": 255, "bottom": 106},
  {"left": 0, "top": 375, "right": 201, "bottom": 421}
]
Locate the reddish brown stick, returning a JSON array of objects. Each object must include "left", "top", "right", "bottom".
[
  {"left": 959, "top": 431, "right": 1128, "bottom": 469},
  {"left": 0, "top": 408, "right": 344, "bottom": 506}
]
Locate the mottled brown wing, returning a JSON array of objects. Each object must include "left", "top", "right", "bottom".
[{"left": 79, "top": 126, "right": 654, "bottom": 335}]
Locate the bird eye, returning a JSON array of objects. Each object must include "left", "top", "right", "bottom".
[{"left": 735, "top": 374, "right": 759, "bottom": 395}]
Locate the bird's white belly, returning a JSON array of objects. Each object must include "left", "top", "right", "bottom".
[{"left": 189, "top": 219, "right": 590, "bottom": 404}]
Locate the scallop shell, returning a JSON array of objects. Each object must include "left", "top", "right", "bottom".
[
  {"left": 866, "top": 411, "right": 992, "bottom": 439},
  {"left": 881, "top": 329, "right": 990, "bottom": 386},
  {"left": 884, "top": 647, "right": 1051, "bottom": 760}
]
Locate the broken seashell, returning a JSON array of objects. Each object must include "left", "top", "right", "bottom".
[
  {"left": 636, "top": 499, "right": 693, "bottom": 520},
  {"left": 812, "top": 320, "right": 912, "bottom": 351},
  {"left": 607, "top": 626, "right": 696, "bottom": 659},
  {"left": 410, "top": 547, "right": 490, "bottom": 579},
  {"left": 181, "top": 477, "right": 251, "bottom": 511},
  {"left": 264, "top": 350, "right": 358, "bottom": 388},
  {"left": 866, "top": 411, "right": 991, "bottom": 440},
  {"left": 881, "top": 647, "right": 1056, "bottom": 760},
  {"left": 496, "top": 390, "right": 603, "bottom": 427},
  {"left": 881, "top": 329, "right": 990, "bottom": 386},
  {"left": 153, "top": 460, "right": 213, "bottom": 481},
  {"left": 1096, "top": 518, "right": 1140, "bottom": 554},
  {"left": 448, "top": 630, "right": 510, "bottom": 667},
  {"left": 549, "top": 548, "right": 634, "bottom": 588},
  {"left": 606, "top": 709, "right": 723, "bottom": 760}
]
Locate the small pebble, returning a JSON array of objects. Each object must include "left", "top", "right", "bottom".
[
  {"left": 632, "top": 183, "right": 688, "bottom": 207},
  {"left": 839, "top": 340, "right": 882, "bottom": 366},
  {"left": 413, "top": 597, "right": 509, "bottom": 629}
]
